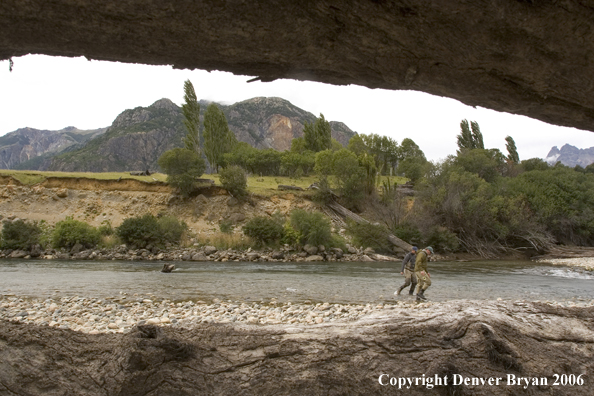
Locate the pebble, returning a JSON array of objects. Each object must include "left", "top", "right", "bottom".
[{"left": 2, "top": 294, "right": 590, "bottom": 335}]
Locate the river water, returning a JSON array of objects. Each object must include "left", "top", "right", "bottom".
[{"left": 1, "top": 259, "right": 593, "bottom": 304}]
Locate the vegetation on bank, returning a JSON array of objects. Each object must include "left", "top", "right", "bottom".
[{"left": 0, "top": 208, "right": 349, "bottom": 253}]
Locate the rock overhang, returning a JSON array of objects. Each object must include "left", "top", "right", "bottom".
[{"left": 2, "top": 0, "right": 594, "bottom": 132}]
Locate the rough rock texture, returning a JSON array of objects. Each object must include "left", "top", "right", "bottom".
[
  {"left": 224, "top": 97, "right": 355, "bottom": 150},
  {"left": 0, "top": 301, "right": 592, "bottom": 395},
  {"left": 3, "top": 1, "right": 594, "bottom": 132}
]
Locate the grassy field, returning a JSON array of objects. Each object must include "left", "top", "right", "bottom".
[
  {"left": 0, "top": 169, "right": 407, "bottom": 195},
  {"left": 0, "top": 169, "right": 168, "bottom": 185}
]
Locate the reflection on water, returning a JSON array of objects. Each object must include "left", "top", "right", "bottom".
[{"left": 0, "top": 259, "right": 592, "bottom": 304}]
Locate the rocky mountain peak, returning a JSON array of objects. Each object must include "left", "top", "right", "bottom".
[
  {"left": 545, "top": 144, "right": 594, "bottom": 167},
  {"left": 149, "top": 98, "right": 179, "bottom": 111}
]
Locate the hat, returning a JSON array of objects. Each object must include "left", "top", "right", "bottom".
[
  {"left": 412, "top": 246, "right": 418, "bottom": 251},
  {"left": 425, "top": 246, "right": 434, "bottom": 254}
]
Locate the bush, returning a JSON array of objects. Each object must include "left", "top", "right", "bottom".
[
  {"left": 289, "top": 209, "right": 332, "bottom": 247},
  {"left": 393, "top": 223, "right": 423, "bottom": 246},
  {"left": 281, "top": 222, "right": 301, "bottom": 246},
  {"left": 346, "top": 222, "right": 391, "bottom": 252},
  {"left": 219, "top": 165, "right": 248, "bottom": 198},
  {"left": 158, "top": 148, "right": 206, "bottom": 197},
  {"left": 425, "top": 226, "right": 459, "bottom": 252},
  {"left": 242, "top": 216, "right": 284, "bottom": 245},
  {"left": 116, "top": 214, "right": 160, "bottom": 248},
  {"left": 157, "top": 216, "right": 188, "bottom": 244},
  {"left": 98, "top": 220, "right": 114, "bottom": 236},
  {"left": 52, "top": 217, "right": 100, "bottom": 249},
  {"left": 1, "top": 220, "right": 41, "bottom": 250},
  {"left": 219, "top": 220, "right": 234, "bottom": 234}
]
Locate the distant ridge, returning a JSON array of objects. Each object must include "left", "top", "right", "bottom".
[
  {"left": 0, "top": 126, "right": 106, "bottom": 170},
  {"left": 6, "top": 97, "right": 357, "bottom": 172},
  {"left": 545, "top": 144, "right": 594, "bottom": 167}
]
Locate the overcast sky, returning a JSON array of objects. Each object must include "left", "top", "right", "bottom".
[{"left": 1, "top": 55, "right": 592, "bottom": 162}]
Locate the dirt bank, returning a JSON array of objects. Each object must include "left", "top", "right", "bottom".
[
  {"left": 0, "top": 179, "right": 317, "bottom": 238},
  {"left": 0, "top": 300, "right": 592, "bottom": 395}
]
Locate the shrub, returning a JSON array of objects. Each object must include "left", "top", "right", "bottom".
[
  {"left": 219, "top": 165, "right": 248, "bottom": 198},
  {"left": 281, "top": 222, "right": 301, "bottom": 246},
  {"left": 346, "top": 222, "right": 391, "bottom": 252},
  {"left": 425, "top": 226, "right": 459, "bottom": 252},
  {"left": 116, "top": 214, "right": 160, "bottom": 248},
  {"left": 289, "top": 209, "right": 332, "bottom": 247},
  {"left": 393, "top": 223, "right": 423, "bottom": 246},
  {"left": 98, "top": 219, "right": 114, "bottom": 236},
  {"left": 158, "top": 148, "right": 206, "bottom": 197},
  {"left": 219, "top": 220, "right": 234, "bottom": 234},
  {"left": 52, "top": 217, "right": 100, "bottom": 249},
  {"left": 1, "top": 220, "right": 41, "bottom": 250},
  {"left": 157, "top": 216, "right": 188, "bottom": 244},
  {"left": 242, "top": 216, "right": 284, "bottom": 245}
]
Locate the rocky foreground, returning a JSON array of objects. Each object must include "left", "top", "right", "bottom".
[{"left": 1, "top": 297, "right": 593, "bottom": 395}]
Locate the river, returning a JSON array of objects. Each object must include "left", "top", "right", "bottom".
[{"left": 1, "top": 259, "right": 593, "bottom": 304}]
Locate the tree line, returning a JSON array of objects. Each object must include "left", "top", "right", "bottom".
[{"left": 161, "top": 81, "right": 594, "bottom": 257}]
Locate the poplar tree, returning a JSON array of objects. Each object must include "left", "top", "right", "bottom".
[
  {"left": 203, "top": 103, "right": 237, "bottom": 172},
  {"left": 457, "top": 119, "right": 484, "bottom": 152},
  {"left": 470, "top": 121, "right": 485, "bottom": 149},
  {"left": 181, "top": 80, "right": 201, "bottom": 154},
  {"left": 304, "top": 113, "right": 332, "bottom": 152},
  {"left": 505, "top": 135, "right": 520, "bottom": 163}
]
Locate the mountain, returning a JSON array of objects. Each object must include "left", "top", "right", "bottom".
[
  {"left": 48, "top": 99, "right": 184, "bottom": 172},
  {"left": 222, "top": 97, "right": 355, "bottom": 150},
  {"left": 41, "top": 97, "right": 357, "bottom": 172},
  {"left": 545, "top": 144, "right": 594, "bottom": 167},
  {"left": 0, "top": 126, "right": 106, "bottom": 169}
]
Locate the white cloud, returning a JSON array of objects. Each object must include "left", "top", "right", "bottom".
[{"left": 1, "top": 55, "right": 592, "bottom": 161}]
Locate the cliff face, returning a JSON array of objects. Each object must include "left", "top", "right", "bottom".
[
  {"left": 223, "top": 97, "right": 356, "bottom": 151},
  {"left": 0, "top": 127, "right": 105, "bottom": 169},
  {"left": 545, "top": 144, "right": 594, "bottom": 167},
  {"left": 45, "top": 97, "right": 357, "bottom": 172},
  {"left": 49, "top": 99, "right": 184, "bottom": 172}
]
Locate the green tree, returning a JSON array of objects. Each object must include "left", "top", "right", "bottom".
[
  {"left": 457, "top": 119, "right": 484, "bottom": 152},
  {"left": 505, "top": 135, "right": 520, "bottom": 163},
  {"left": 454, "top": 148, "right": 506, "bottom": 183},
  {"left": 290, "top": 137, "right": 308, "bottom": 153},
  {"left": 333, "top": 148, "right": 366, "bottom": 208},
  {"left": 158, "top": 148, "right": 206, "bottom": 197},
  {"left": 347, "top": 134, "right": 368, "bottom": 156},
  {"left": 181, "top": 80, "right": 201, "bottom": 154},
  {"left": 360, "top": 133, "right": 399, "bottom": 174},
  {"left": 203, "top": 103, "right": 237, "bottom": 172},
  {"left": 304, "top": 114, "right": 332, "bottom": 152},
  {"left": 397, "top": 138, "right": 428, "bottom": 182},
  {"left": 470, "top": 121, "right": 484, "bottom": 150}
]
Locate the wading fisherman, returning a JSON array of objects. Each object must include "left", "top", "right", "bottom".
[
  {"left": 414, "top": 246, "right": 433, "bottom": 301},
  {"left": 395, "top": 246, "right": 418, "bottom": 295}
]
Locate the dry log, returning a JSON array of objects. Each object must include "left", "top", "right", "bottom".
[{"left": 326, "top": 201, "right": 412, "bottom": 252}]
